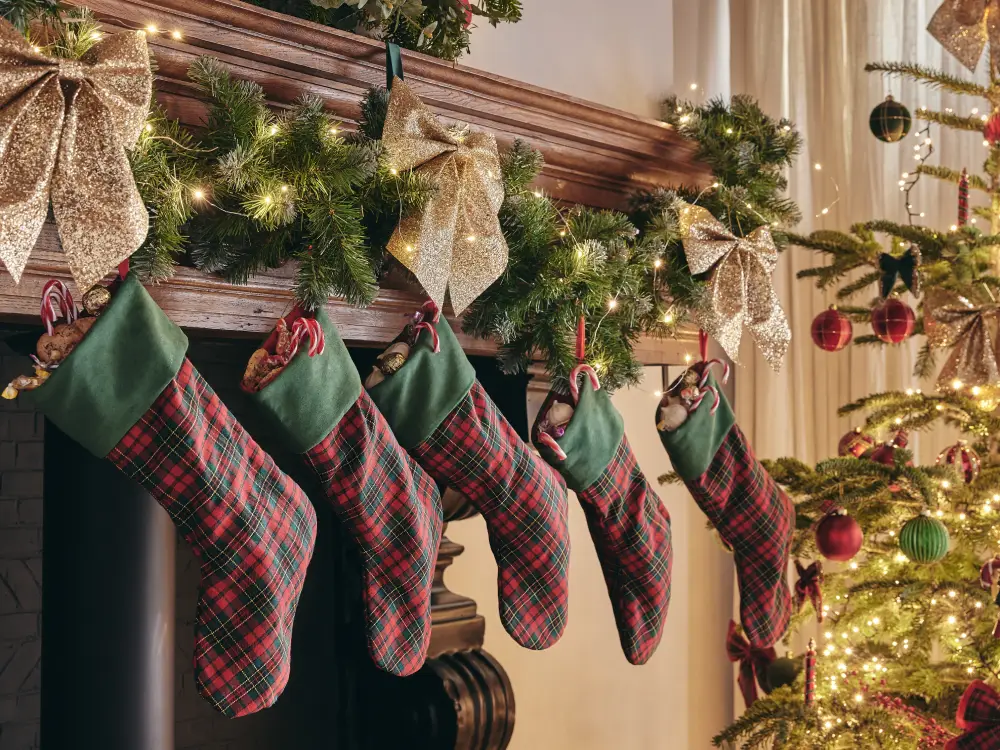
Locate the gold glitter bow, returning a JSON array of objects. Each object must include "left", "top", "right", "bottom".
[
  {"left": 0, "top": 20, "right": 151, "bottom": 291},
  {"left": 383, "top": 77, "right": 507, "bottom": 314},
  {"left": 924, "top": 288, "right": 1000, "bottom": 390},
  {"left": 678, "top": 201, "right": 790, "bottom": 370},
  {"left": 928, "top": 0, "right": 1000, "bottom": 72}
]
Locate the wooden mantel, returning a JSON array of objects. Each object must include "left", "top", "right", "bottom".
[{"left": 1, "top": 0, "right": 709, "bottom": 361}]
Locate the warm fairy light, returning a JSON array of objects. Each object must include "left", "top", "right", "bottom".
[
  {"left": 932, "top": 598, "right": 938, "bottom": 604},
  {"left": 146, "top": 24, "right": 158, "bottom": 33},
  {"left": 948, "top": 616, "right": 957, "bottom": 624},
  {"left": 894, "top": 417, "right": 903, "bottom": 425},
  {"left": 895, "top": 553, "right": 908, "bottom": 563},
  {"left": 607, "top": 298, "right": 618, "bottom": 310},
  {"left": 712, "top": 182, "right": 720, "bottom": 188},
  {"left": 533, "top": 190, "right": 543, "bottom": 198},
  {"left": 664, "top": 313, "right": 673, "bottom": 324},
  {"left": 404, "top": 245, "right": 414, "bottom": 253},
  {"left": 684, "top": 353, "right": 693, "bottom": 364},
  {"left": 942, "top": 480, "right": 951, "bottom": 489},
  {"left": 171, "top": 30, "right": 182, "bottom": 40},
  {"left": 977, "top": 601, "right": 984, "bottom": 609},
  {"left": 783, "top": 125, "right": 791, "bottom": 132},
  {"left": 263, "top": 195, "right": 273, "bottom": 204},
  {"left": 952, "top": 379, "right": 964, "bottom": 390},
  {"left": 873, "top": 617, "right": 881, "bottom": 625},
  {"left": 280, "top": 185, "right": 289, "bottom": 193},
  {"left": 951, "top": 224, "right": 959, "bottom": 231},
  {"left": 936, "top": 404, "right": 945, "bottom": 411},
  {"left": 466, "top": 235, "right": 477, "bottom": 243},
  {"left": 192, "top": 188, "right": 205, "bottom": 200},
  {"left": 845, "top": 648, "right": 853, "bottom": 655},
  {"left": 814, "top": 163, "right": 822, "bottom": 171},
  {"left": 852, "top": 626, "right": 859, "bottom": 633},
  {"left": 854, "top": 694, "right": 864, "bottom": 703},
  {"left": 390, "top": 168, "right": 398, "bottom": 175},
  {"left": 972, "top": 386, "right": 982, "bottom": 396},
  {"left": 679, "top": 115, "right": 691, "bottom": 124},
  {"left": 949, "top": 590, "right": 957, "bottom": 598},
  {"left": 269, "top": 125, "right": 279, "bottom": 136},
  {"left": 654, "top": 390, "right": 663, "bottom": 398},
  {"left": 145, "top": 123, "right": 154, "bottom": 132},
  {"left": 654, "top": 259, "right": 663, "bottom": 269},
  {"left": 936, "top": 509, "right": 945, "bottom": 517},
  {"left": 725, "top": 128, "right": 733, "bottom": 134},
  {"left": 825, "top": 632, "right": 833, "bottom": 639},
  {"left": 849, "top": 562, "right": 859, "bottom": 570},
  {"left": 905, "top": 388, "right": 914, "bottom": 395},
  {"left": 559, "top": 229, "right": 567, "bottom": 237},
  {"left": 690, "top": 82, "right": 698, "bottom": 90},
  {"left": 329, "top": 126, "right": 339, "bottom": 135},
  {"left": 960, "top": 513, "right": 967, "bottom": 520},
  {"left": 969, "top": 667, "right": 976, "bottom": 674},
  {"left": 925, "top": 137, "right": 933, "bottom": 145}
]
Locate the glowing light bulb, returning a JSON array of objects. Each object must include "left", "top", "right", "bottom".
[
  {"left": 942, "top": 480, "right": 951, "bottom": 489},
  {"left": 390, "top": 168, "right": 399, "bottom": 175},
  {"left": 849, "top": 562, "right": 858, "bottom": 570},
  {"left": 329, "top": 126, "right": 339, "bottom": 135},
  {"left": 269, "top": 125, "right": 279, "bottom": 136},
  {"left": 263, "top": 195, "right": 272, "bottom": 205},
  {"left": 171, "top": 30, "right": 182, "bottom": 40},
  {"left": 280, "top": 185, "right": 289, "bottom": 193},
  {"left": 725, "top": 128, "right": 733, "bottom": 134},
  {"left": 533, "top": 190, "right": 543, "bottom": 198},
  {"left": 607, "top": 298, "right": 618, "bottom": 310},
  {"left": 663, "top": 313, "right": 673, "bottom": 324},
  {"left": 146, "top": 24, "right": 158, "bottom": 33},
  {"left": 948, "top": 616, "right": 957, "bottom": 624},
  {"left": 689, "top": 82, "right": 698, "bottom": 90},
  {"left": 684, "top": 353, "right": 693, "bottom": 364},
  {"left": 711, "top": 182, "right": 719, "bottom": 188},
  {"left": 814, "top": 163, "right": 822, "bottom": 170},
  {"left": 976, "top": 601, "right": 984, "bottom": 609},
  {"left": 783, "top": 125, "right": 791, "bottom": 131},
  {"left": 952, "top": 379, "right": 964, "bottom": 390},
  {"left": 192, "top": 188, "right": 205, "bottom": 200},
  {"left": 936, "top": 509, "right": 945, "bottom": 517},
  {"left": 654, "top": 259, "right": 663, "bottom": 269},
  {"left": 466, "top": 235, "right": 477, "bottom": 243},
  {"left": 854, "top": 694, "right": 864, "bottom": 703},
  {"left": 973, "top": 386, "right": 982, "bottom": 396},
  {"left": 654, "top": 391, "right": 663, "bottom": 398},
  {"left": 145, "top": 123, "right": 153, "bottom": 132},
  {"left": 949, "top": 590, "right": 957, "bottom": 598}
]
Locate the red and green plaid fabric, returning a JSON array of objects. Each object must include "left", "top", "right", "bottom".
[
  {"left": 578, "top": 436, "right": 672, "bottom": 665},
  {"left": 681, "top": 423, "right": 793, "bottom": 648},
  {"left": 108, "top": 359, "right": 317, "bottom": 718},
  {"left": 411, "top": 381, "right": 569, "bottom": 650},
  {"left": 303, "top": 390, "right": 442, "bottom": 677},
  {"left": 947, "top": 680, "right": 1000, "bottom": 750}
]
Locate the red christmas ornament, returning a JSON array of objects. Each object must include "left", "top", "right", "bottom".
[
  {"left": 459, "top": 0, "right": 473, "bottom": 27},
  {"left": 936, "top": 439, "right": 981, "bottom": 484},
  {"left": 985, "top": 111, "right": 1000, "bottom": 145},
  {"left": 871, "top": 298, "right": 915, "bottom": 343},
  {"left": 838, "top": 427, "right": 876, "bottom": 457},
  {"left": 816, "top": 509, "right": 863, "bottom": 562},
  {"left": 869, "top": 430, "right": 911, "bottom": 492},
  {"left": 811, "top": 307, "right": 853, "bottom": 352}
]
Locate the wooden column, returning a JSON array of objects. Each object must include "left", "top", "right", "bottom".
[{"left": 40, "top": 425, "right": 176, "bottom": 750}]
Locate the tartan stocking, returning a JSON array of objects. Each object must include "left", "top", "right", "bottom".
[
  {"left": 23, "top": 275, "right": 317, "bottom": 717},
  {"left": 657, "top": 363, "right": 794, "bottom": 648},
  {"left": 533, "top": 365, "right": 672, "bottom": 665},
  {"left": 368, "top": 306, "right": 570, "bottom": 651},
  {"left": 245, "top": 309, "right": 443, "bottom": 677}
]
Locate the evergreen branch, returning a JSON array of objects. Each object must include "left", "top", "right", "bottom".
[
  {"left": 865, "top": 61, "right": 991, "bottom": 97},
  {"left": 918, "top": 165, "right": 991, "bottom": 192},
  {"left": 918, "top": 109, "right": 987, "bottom": 132}
]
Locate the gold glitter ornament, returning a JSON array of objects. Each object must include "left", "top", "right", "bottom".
[
  {"left": 382, "top": 77, "right": 508, "bottom": 314},
  {"left": 0, "top": 20, "right": 152, "bottom": 291},
  {"left": 927, "top": 0, "right": 1000, "bottom": 72},
  {"left": 923, "top": 288, "right": 1000, "bottom": 390},
  {"left": 677, "top": 201, "right": 790, "bottom": 371},
  {"left": 81, "top": 285, "right": 111, "bottom": 315}
]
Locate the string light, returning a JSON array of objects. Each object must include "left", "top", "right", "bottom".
[
  {"left": 607, "top": 298, "right": 618, "bottom": 310},
  {"left": 466, "top": 235, "right": 477, "bottom": 243},
  {"left": 901, "top": 124, "right": 933, "bottom": 223},
  {"left": 725, "top": 127, "right": 733, "bottom": 134},
  {"left": 329, "top": 126, "right": 339, "bottom": 135},
  {"left": 389, "top": 168, "right": 398, "bottom": 175},
  {"left": 192, "top": 188, "right": 205, "bottom": 200},
  {"left": 663, "top": 312, "right": 673, "bottom": 324},
  {"left": 269, "top": 125, "right": 279, "bottom": 136},
  {"left": 171, "top": 30, "right": 182, "bottom": 40},
  {"left": 653, "top": 259, "right": 663, "bottom": 269},
  {"left": 684, "top": 353, "right": 693, "bottom": 364},
  {"left": 146, "top": 24, "right": 158, "bottom": 33},
  {"left": 689, "top": 82, "right": 698, "bottom": 90}
]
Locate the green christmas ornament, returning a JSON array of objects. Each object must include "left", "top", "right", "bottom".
[
  {"left": 762, "top": 656, "right": 801, "bottom": 694},
  {"left": 869, "top": 96, "right": 912, "bottom": 143},
  {"left": 899, "top": 511, "right": 950, "bottom": 563}
]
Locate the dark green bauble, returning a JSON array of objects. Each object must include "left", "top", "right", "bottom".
[
  {"left": 869, "top": 96, "right": 912, "bottom": 143},
  {"left": 762, "top": 656, "right": 801, "bottom": 694},
  {"left": 899, "top": 512, "right": 950, "bottom": 563}
]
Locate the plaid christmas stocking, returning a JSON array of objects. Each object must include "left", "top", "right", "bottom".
[
  {"left": 22, "top": 275, "right": 317, "bottom": 717},
  {"left": 243, "top": 308, "right": 443, "bottom": 677},
  {"left": 533, "top": 364, "right": 672, "bottom": 665},
  {"left": 367, "top": 304, "right": 570, "bottom": 651},
  {"left": 657, "top": 362, "right": 794, "bottom": 647}
]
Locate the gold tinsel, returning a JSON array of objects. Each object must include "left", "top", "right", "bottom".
[
  {"left": 0, "top": 20, "right": 152, "bottom": 291},
  {"left": 927, "top": 0, "right": 1000, "bottom": 72},
  {"left": 924, "top": 288, "right": 1000, "bottom": 390},
  {"left": 677, "top": 201, "right": 790, "bottom": 371},
  {"left": 382, "top": 77, "right": 507, "bottom": 314}
]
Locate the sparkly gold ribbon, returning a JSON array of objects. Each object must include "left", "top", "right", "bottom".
[
  {"left": 382, "top": 77, "right": 507, "bottom": 314},
  {"left": 928, "top": 0, "right": 1000, "bottom": 72},
  {"left": 924, "top": 288, "right": 1000, "bottom": 390},
  {"left": 0, "top": 20, "right": 151, "bottom": 291},
  {"left": 678, "top": 201, "right": 790, "bottom": 370}
]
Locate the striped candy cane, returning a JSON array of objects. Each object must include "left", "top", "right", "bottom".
[
  {"left": 40, "top": 280, "right": 77, "bottom": 336},
  {"left": 540, "top": 364, "right": 603, "bottom": 462},
  {"left": 287, "top": 317, "right": 325, "bottom": 359}
]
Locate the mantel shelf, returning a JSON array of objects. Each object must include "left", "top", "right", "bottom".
[{"left": 3, "top": 0, "right": 708, "bottom": 364}]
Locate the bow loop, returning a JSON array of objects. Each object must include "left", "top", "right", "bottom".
[
  {"left": 878, "top": 247, "right": 921, "bottom": 299},
  {"left": 794, "top": 560, "right": 824, "bottom": 623},
  {"left": 946, "top": 680, "right": 1000, "bottom": 749},
  {"left": 924, "top": 289, "right": 1000, "bottom": 390},
  {"left": 928, "top": 0, "right": 1000, "bottom": 72},
  {"left": 726, "top": 620, "right": 776, "bottom": 707},
  {"left": 383, "top": 78, "right": 507, "bottom": 314},
  {"left": 0, "top": 19, "right": 152, "bottom": 291},
  {"left": 678, "top": 201, "right": 790, "bottom": 370}
]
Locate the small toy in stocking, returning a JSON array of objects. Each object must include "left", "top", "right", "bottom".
[
  {"left": 16, "top": 275, "right": 317, "bottom": 717},
  {"left": 657, "top": 338, "right": 794, "bottom": 647},
  {"left": 242, "top": 307, "right": 443, "bottom": 676},
  {"left": 533, "top": 360, "right": 673, "bottom": 665},
  {"left": 366, "top": 301, "right": 570, "bottom": 651}
]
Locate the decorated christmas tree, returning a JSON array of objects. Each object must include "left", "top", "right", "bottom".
[{"left": 715, "top": 7, "right": 1000, "bottom": 749}]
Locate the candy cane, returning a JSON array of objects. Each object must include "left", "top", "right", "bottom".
[
  {"left": 414, "top": 321, "right": 440, "bottom": 353},
  {"left": 40, "top": 280, "right": 77, "bottom": 336},
  {"left": 536, "top": 431, "right": 567, "bottom": 461},
  {"left": 698, "top": 358, "right": 730, "bottom": 388},
  {"left": 568, "top": 363, "right": 601, "bottom": 404},
  {"left": 286, "top": 317, "right": 325, "bottom": 361}
]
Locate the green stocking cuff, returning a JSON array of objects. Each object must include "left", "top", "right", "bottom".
[
  {"left": 367, "top": 316, "right": 475, "bottom": 450},
  {"left": 657, "top": 374, "right": 735, "bottom": 481},
  {"left": 536, "top": 378, "right": 624, "bottom": 493},
  {"left": 22, "top": 274, "right": 188, "bottom": 458},
  {"left": 247, "top": 308, "right": 362, "bottom": 455}
]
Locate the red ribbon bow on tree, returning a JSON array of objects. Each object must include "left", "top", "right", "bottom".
[
  {"left": 795, "top": 560, "right": 824, "bottom": 623},
  {"left": 946, "top": 680, "right": 1000, "bottom": 750},
  {"left": 726, "top": 620, "right": 776, "bottom": 707}
]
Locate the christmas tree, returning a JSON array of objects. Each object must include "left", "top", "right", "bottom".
[{"left": 714, "top": 11, "right": 1000, "bottom": 750}]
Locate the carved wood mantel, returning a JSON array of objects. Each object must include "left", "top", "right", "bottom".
[{"left": 5, "top": 4, "right": 710, "bottom": 748}]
